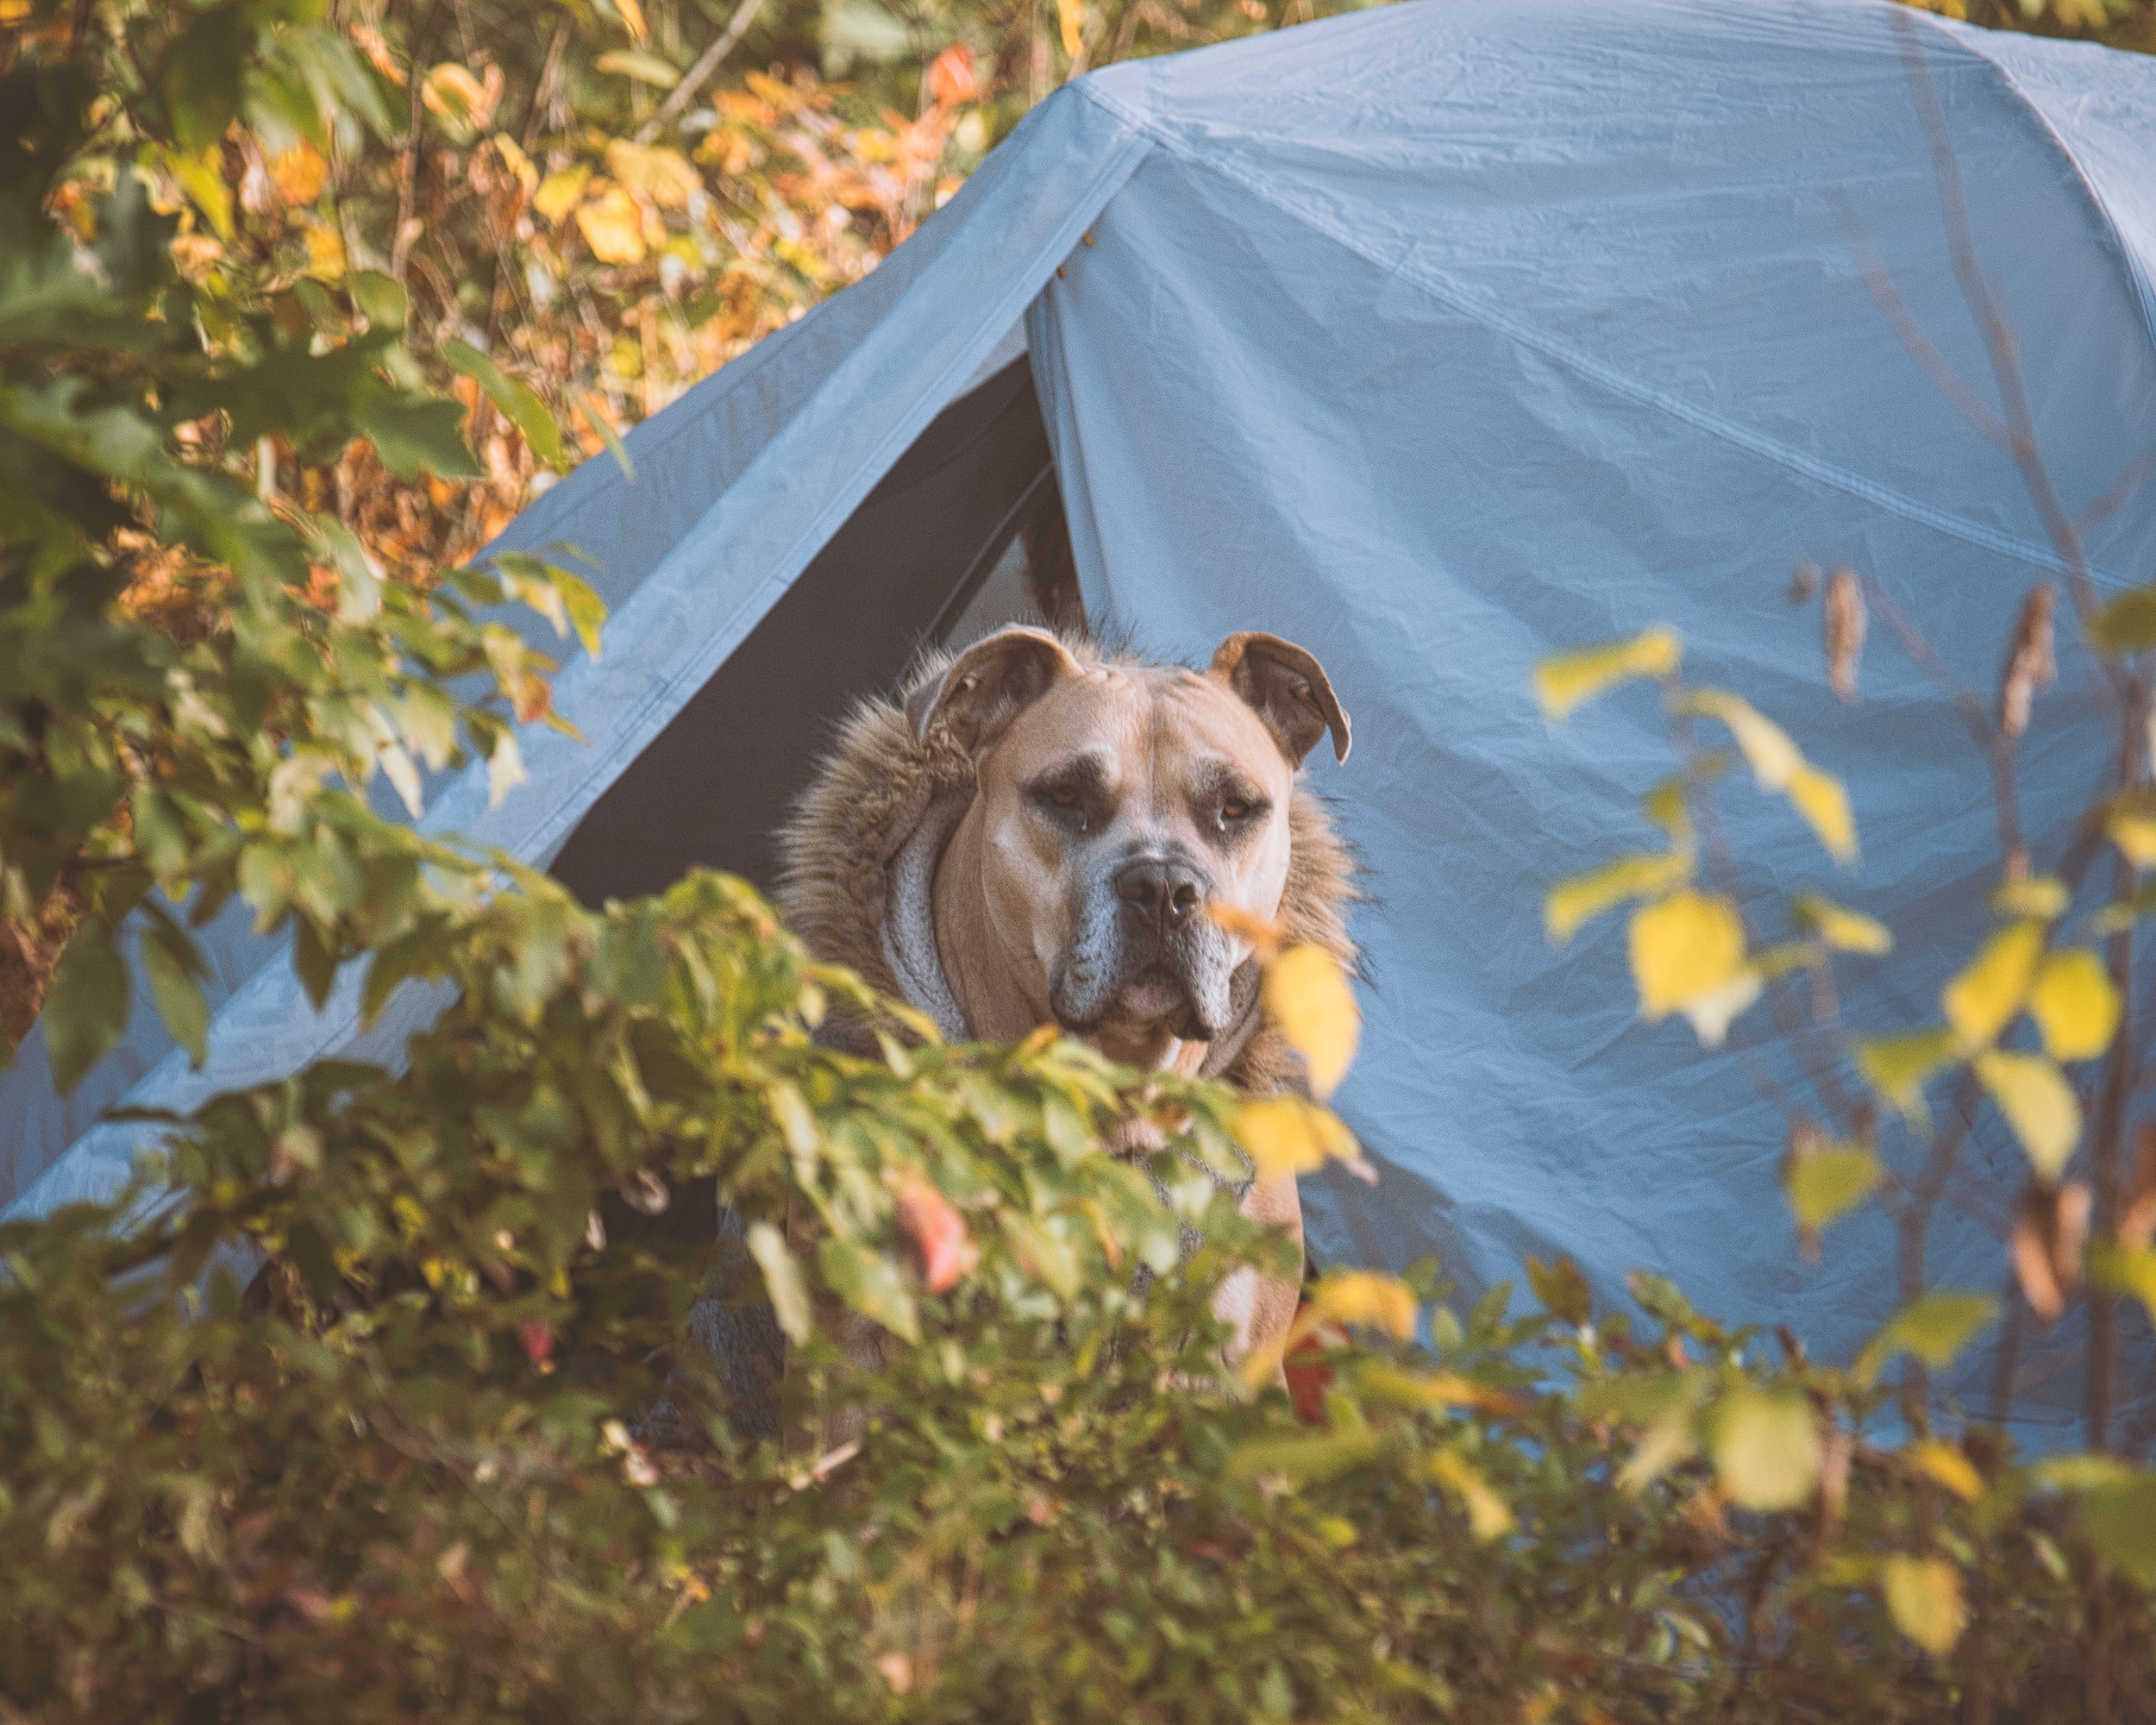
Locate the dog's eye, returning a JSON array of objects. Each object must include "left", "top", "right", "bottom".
[
  {"left": 1219, "top": 800, "right": 1250, "bottom": 825},
  {"left": 1050, "top": 787, "right": 1079, "bottom": 807}
]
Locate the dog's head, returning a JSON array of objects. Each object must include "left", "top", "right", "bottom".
[{"left": 909, "top": 627, "right": 1350, "bottom": 1065}]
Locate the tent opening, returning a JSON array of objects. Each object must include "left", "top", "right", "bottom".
[{"left": 548, "top": 354, "right": 1081, "bottom": 906}]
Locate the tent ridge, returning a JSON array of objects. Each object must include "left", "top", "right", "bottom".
[
  {"left": 1080, "top": 82, "right": 2133, "bottom": 589},
  {"left": 1923, "top": 8, "right": 2156, "bottom": 367}
]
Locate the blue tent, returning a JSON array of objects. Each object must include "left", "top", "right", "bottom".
[{"left": 9, "top": 0, "right": 2156, "bottom": 1439}]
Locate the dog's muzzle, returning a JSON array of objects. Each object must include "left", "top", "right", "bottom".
[{"left": 1050, "top": 850, "right": 1240, "bottom": 1039}]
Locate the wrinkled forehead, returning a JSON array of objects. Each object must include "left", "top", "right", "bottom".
[{"left": 985, "top": 664, "right": 1292, "bottom": 797}]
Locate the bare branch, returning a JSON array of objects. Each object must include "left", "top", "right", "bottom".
[{"left": 634, "top": 0, "right": 767, "bottom": 147}]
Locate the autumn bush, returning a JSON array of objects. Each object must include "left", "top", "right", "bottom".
[{"left": 8, "top": 0, "right": 2156, "bottom": 1720}]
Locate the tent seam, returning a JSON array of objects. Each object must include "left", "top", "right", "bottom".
[{"left": 1073, "top": 82, "right": 2134, "bottom": 590}]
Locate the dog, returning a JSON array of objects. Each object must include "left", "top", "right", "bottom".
[{"left": 778, "top": 625, "right": 1354, "bottom": 1377}]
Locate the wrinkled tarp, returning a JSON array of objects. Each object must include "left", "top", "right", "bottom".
[{"left": 9, "top": 0, "right": 2156, "bottom": 1440}]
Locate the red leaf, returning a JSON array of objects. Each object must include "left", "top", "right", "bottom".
[
  {"left": 926, "top": 44, "right": 979, "bottom": 108},
  {"left": 1284, "top": 1295, "right": 1333, "bottom": 1425},
  {"left": 517, "top": 1318, "right": 555, "bottom": 1364},
  {"left": 895, "top": 1177, "right": 978, "bottom": 1294}
]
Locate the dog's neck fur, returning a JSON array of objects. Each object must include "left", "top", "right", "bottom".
[{"left": 931, "top": 798, "right": 1213, "bottom": 1076}]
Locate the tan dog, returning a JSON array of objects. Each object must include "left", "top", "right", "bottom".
[
  {"left": 776, "top": 624, "right": 1354, "bottom": 1392},
  {"left": 899, "top": 627, "right": 1348, "bottom": 1361}
]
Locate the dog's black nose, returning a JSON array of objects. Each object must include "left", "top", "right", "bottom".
[{"left": 1115, "top": 857, "right": 1203, "bottom": 927}]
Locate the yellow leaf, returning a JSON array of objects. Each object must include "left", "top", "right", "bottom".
[
  {"left": 1679, "top": 688, "right": 1802, "bottom": 789},
  {"left": 1312, "top": 1270, "right": 1416, "bottom": 1340},
  {"left": 299, "top": 217, "right": 345, "bottom": 283},
  {"left": 1993, "top": 875, "right": 2069, "bottom": 920},
  {"left": 1973, "top": 1049, "right": 2081, "bottom": 1182},
  {"left": 1882, "top": 1556, "right": 1966, "bottom": 1658},
  {"left": 267, "top": 141, "right": 328, "bottom": 205},
  {"left": 1711, "top": 1387, "right": 1820, "bottom": 1511},
  {"left": 1679, "top": 968, "right": 1761, "bottom": 1048},
  {"left": 1856, "top": 1026, "right": 1959, "bottom": 1121},
  {"left": 1544, "top": 850, "right": 1692, "bottom": 944},
  {"left": 1785, "top": 1146, "right": 1882, "bottom": 1232},
  {"left": 1426, "top": 1451, "right": 1514, "bottom": 1541},
  {"left": 1792, "top": 894, "right": 1891, "bottom": 955},
  {"left": 1941, "top": 920, "right": 2044, "bottom": 1049},
  {"left": 1532, "top": 628, "right": 1682, "bottom": 721},
  {"left": 1785, "top": 764, "right": 1858, "bottom": 863},
  {"left": 1232, "top": 1095, "right": 1358, "bottom": 1180},
  {"left": 1056, "top": 0, "right": 1085, "bottom": 58},
  {"left": 1907, "top": 1440, "right": 1984, "bottom": 1504},
  {"left": 534, "top": 164, "right": 592, "bottom": 223},
  {"left": 2028, "top": 949, "right": 2120, "bottom": 1063},
  {"left": 491, "top": 133, "right": 539, "bottom": 193},
  {"left": 605, "top": 139, "right": 700, "bottom": 209},
  {"left": 1628, "top": 890, "right": 1745, "bottom": 1022},
  {"left": 2106, "top": 789, "right": 2156, "bottom": 869},
  {"left": 595, "top": 49, "right": 682, "bottom": 89},
  {"left": 575, "top": 185, "right": 648, "bottom": 265},
  {"left": 612, "top": 0, "right": 650, "bottom": 41},
  {"left": 1264, "top": 944, "right": 1359, "bottom": 1097}
]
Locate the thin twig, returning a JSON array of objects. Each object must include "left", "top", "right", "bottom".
[
  {"left": 2076, "top": 448, "right": 2156, "bottom": 540},
  {"left": 633, "top": 0, "right": 766, "bottom": 146},
  {"left": 522, "top": 20, "right": 572, "bottom": 154}
]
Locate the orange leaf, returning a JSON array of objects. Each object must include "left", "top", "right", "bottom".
[{"left": 895, "top": 1177, "right": 978, "bottom": 1294}]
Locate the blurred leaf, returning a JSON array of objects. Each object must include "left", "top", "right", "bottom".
[
  {"left": 2090, "top": 1239, "right": 2156, "bottom": 1330},
  {"left": 1785, "top": 1147, "right": 1880, "bottom": 1233},
  {"left": 1907, "top": 1440, "right": 1984, "bottom": 1504},
  {"left": 1227, "top": 1430, "right": 1382, "bottom": 1488},
  {"left": 1942, "top": 920, "right": 2044, "bottom": 1048},
  {"left": 1882, "top": 1556, "right": 1965, "bottom": 1657},
  {"left": 595, "top": 50, "right": 682, "bottom": 86},
  {"left": 363, "top": 396, "right": 482, "bottom": 481},
  {"left": 818, "top": 1236, "right": 918, "bottom": 1344},
  {"left": 1791, "top": 893, "right": 1890, "bottom": 955},
  {"left": 576, "top": 185, "right": 648, "bottom": 265},
  {"left": 2089, "top": 585, "right": 2156, "bottom": 652},
  {"left": 1263, "top": 944, "right": 1358, "bottom": 1098},
  {"left": 43, "top": 915, "right": 128, "bottom": 1093},
  {"left": 1426, "top": 1450, "right": 1514, "bottom": 1541},
  {"left": 1710, "top": 1387, "right": 1819, "bottom": 1511},
  {"left": 1974, "top": 1050, "right": 2081, "bottom": 1181},
  {"left": 1544, "top": 850, "right": 1691, "bottom": 944},
  {"left": 1627, "top": 889, "right": 1745, "bottom": 1022},
  {"left": 1994, "top": 874, "right": 2070, "bottom": 920},
  {"left": 574, "top": 388, "right": 636, "bottom": 480},
  {"left": 2028, "top": 949, "right": 2119, "bottom": 1063},
  {"left": 140, "top": 911, "right": 210, "bottom": 1066},
  {"left": 1313, "top": 1270, "right": 1417, "bottom": 1340},
  {"left": 1532, "top": 627, "right": 1680, "bottom": 720},
  {"left": 349, "top": 268, "right": 408, "bottom": 331},
  {"left": 442, "top": 339, "right": 568, "bottom": 472},
  {"left": 1785, "top": 766, "right": 1858, "bottom": 864},
  {"left": 747, "top": 1220, "right": 812, "bottom": 1345},
  {"left": 2083, "top": 1476, "right": 2156, "bottom": 1585},
  {"left": 1640, "top": 775, "right": 1693, "bottom": 844},
  {"left": 161, "top": 4, "right": 249, "bottom": 154},
  {"left": 1526, "top": 1254, "right": 1591, "bottom": 1326},
  {"left": 1677, "top": 689, "right": 1855, "bottom": 862},
  {"left": 1855, "top": 1290, "right": 1998, "bottom": 1389},
  {"left": 1856, "top": 1026, "right": 1959, "bottom": 1121},
  {"left": 2105, "top": 788, "right": 2156, "bottom": 869},
  {"left": 1233, "top": 1095, "right": 1362, "bottom": 1181}
]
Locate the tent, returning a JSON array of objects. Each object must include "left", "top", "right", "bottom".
[{"left": 9, "top": 0, "right": 2156, "bottom": 1439}]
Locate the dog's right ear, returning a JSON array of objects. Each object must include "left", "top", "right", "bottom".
[{"left": 906, "top": 626, "right": 1081, "bottom": 756}]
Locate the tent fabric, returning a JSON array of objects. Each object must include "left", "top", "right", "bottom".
[{"left": 9, "top": 0, "right": 2156, "bottom": 1436}]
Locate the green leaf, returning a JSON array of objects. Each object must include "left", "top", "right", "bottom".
[
  {"left": 1532, "top": 628, "right": 1681, "bottom": 720},
  {"left": 1855, "top": 1026, "right": 1959, "bottom": 1123},
  {"left": 2085, "top": 1477, "right": 2156, "bottom": 1585},
  {"left": 43, "top": 917, "right": 128, "bottom": 1093},
  {"left": 1544, "top": 850, "right": 1692, "bottom": 944},
  {"left": 1973, "top": 1049, "right": 2081, "bottom": 1181},
  {"left": 350, "top": 270, "right": 409, "bottom": 331},
  {"left": 161, "top": 5, "right": 250, "bottom": 154},
  {"left": 361, "top": 396, "right": 482, "bottom": 481},
  {"left": 1881, "top": 1556, "right": 1965, "bottom": 1657},
  {"left": 2089, "top": 1239, "right": 2156, "bottom": 1331},
  {"left": 139, "top": 912, "right": 209, "bottom": 1066},
  {"left": 1791, "top": 894, "right": 1890, "bottom": 956},
  {"left": 818, "top": 1236, "right": 918, "bottom": 1345},
  {"left": 1526, "top": 1255, "right": 1591, "bottom": 1326},
  {"left": 1854, "top": 1290, "right": 1998, "bottom": 1389},
  {"left": 1226, "top": 1430, "right": 1382, "bottom": 1488},
  {"left": 748, "top": 1220, "right": 813, "bottom": 1346},
  {"left": 1786, "top": 1147, "right": 1881, "bottom": 1233},
  {"left": 594, "top": 49, "right": 683, "bottom": 86},
  {"left": 2090, "top": 586, "right": 2156, "bottom": 653},
  {"left": 442, "top": 339, "right": 568, "bottom": 472},
  {"left": 1710, "top": 1387, "right": 1819, "bottom": 1511},
  {"left": 1425, "top": 1450, "right": 1514, "bottom": 1540},
  {"left": 574, "top": 388, "right": 636, "bottom": 481}
]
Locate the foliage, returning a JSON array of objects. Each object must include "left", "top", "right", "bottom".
[{"left": 6, "top": 0, "right": 2156, "bottom": 1720}]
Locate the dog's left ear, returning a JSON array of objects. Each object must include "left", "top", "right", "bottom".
[
  {"left": 908, "top": 625, "right": 1082, "bottom": 756},
  {"left": 1210, "top": 632, "right": 1351, "bottom": 766}
]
